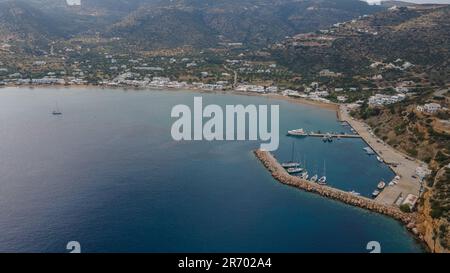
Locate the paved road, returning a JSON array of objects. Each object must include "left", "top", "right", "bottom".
[{"left": 339, "top": 105, "right": 425, "bottom": 206}]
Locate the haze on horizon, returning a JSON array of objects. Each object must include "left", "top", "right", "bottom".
[{"left": 364, "top": 0, "right": 450, "bottom": 4}]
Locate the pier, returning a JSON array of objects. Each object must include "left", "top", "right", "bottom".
[
  {"left": 254, "top": 149, "right": 417, "bottom": 226},
  {"left": 299, "top": 133, "right": 361, "bottom": 138},
  {"left": 338, "top": 105, "right": 424, "bottom": 206}
]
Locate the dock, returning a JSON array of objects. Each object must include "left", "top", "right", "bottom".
[
  {"left": 338, "top": 105, "right": 424, "bottom": 206},
  {"left": 302, "top": 133, "right": 361, "bottom": 138},
  {"left": 254, "top": 149, "right": 416, "bottom": 225}
]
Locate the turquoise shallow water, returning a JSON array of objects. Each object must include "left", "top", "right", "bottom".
[{"left": 0, "top": 87, "right": 423, "bottom": 252}]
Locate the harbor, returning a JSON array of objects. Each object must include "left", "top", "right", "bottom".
[
  {"left": 254, "top": 149, "right": 417, "bottom": 226},
  {"left": 338, "top": 105, "right": 425, "bottom": 206},
  {"left": 278, "top": 103, "right": 427, "bottom": 219}
]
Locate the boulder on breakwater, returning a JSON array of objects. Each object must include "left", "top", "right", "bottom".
[{"left": 254, "top": 149, "right": 418, "bottom": 227}]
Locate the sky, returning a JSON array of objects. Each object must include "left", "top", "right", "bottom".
[{"left": 364, "top": 0, "right": 450, "bottom": 3}]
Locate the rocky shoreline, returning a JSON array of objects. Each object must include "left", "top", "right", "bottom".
[{"left": 254, "top": 149, "right": 428, "bottom": 250}]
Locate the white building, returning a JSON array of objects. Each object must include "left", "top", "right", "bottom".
[
  {"left": 417, "top": 103, "right": 441, "bottom": 114},
  {"left": 337, "top": 96, "right": 347, "bottom": 102},
  {"left": 368, "top": 94, "right": 405, "bottom": 106}
]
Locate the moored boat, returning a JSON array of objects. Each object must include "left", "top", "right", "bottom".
[
  {"left": 377, "top": 181, "right": 386, "bottom": 190},
  {"left": 281, "top": 162, "right": 301, "bottom": 168},
  {"left": 287, "top": 167, "right": 303, "bottom": 174},
  {"left": 282, "top": 141, "right": 301, "bottom": 168},
  {"left": 318, "top": 160, "right": 327, "bottom": 185},
  {"left": 299, "top": 171, "right": 309, "bottom": 180},
  {"left": 372, "top": 190, "right": 380, "bottom": 197},
  {"left": 287, "top": 128, "right": 307, "bottom": 137}
]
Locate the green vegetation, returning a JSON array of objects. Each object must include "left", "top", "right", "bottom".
[{"left": 400, "top": 204, "right": 412, "bottom": 213}]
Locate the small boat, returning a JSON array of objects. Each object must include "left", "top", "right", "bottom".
[
  {"left": 326, "top": 133, "right": 333, "bottom": 142},
  {"left": 372, "top": 190, "right": 380, "bottom": 197},
  {"left": 377, "top": 181, "right": 386, "bottom": 190},
  {"left": 364, "top": 147, "right": 375, "bottom": 155},
  {"left": 310, "top": 174, "right": 318, "bottom": 182},
  {"left": 318, "top": 160, "right": 327, "bottom": 185},
  {"left": 52, "top": 102, "right": 62, "bottom": 115},
  {"left": 300, "top": 171, "right": 309, "bottom": 180},
  {"left": 281, "top": 162, "right": 301, "bottom": 168},
  {"left": 287, "top": 128, "right": 307, "bottom": 136},
  {"left": 287, "top": 167, "right": 303, "bottom": 174},
  {"left": 318, "top": 176, "right": 327, "bottom": 185},
  {"left": 376, "top": 156, "right": 383, "bottom": 163},
  {"left": 349, "top": 190, "right": 361, "bottom": 196},
  {"left": 282, "top": 142, "right": 301, "bottom": 168}
]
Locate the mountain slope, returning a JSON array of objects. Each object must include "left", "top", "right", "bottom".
[
  {"left": 271, "top": 5, "right": 450, "bottom": 76},
  {"left": 108, "top": 0, "right": 385, "bottom": 48}
]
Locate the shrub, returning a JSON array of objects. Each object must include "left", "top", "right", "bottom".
[{"left": 400, "top": 204, "right": 412, "bottom": 213}]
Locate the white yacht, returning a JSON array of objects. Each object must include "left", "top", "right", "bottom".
[
  {"left": 281, "top": 162, "right": 301, "bottom": 168},
  {"left": 287, "top": 167, "right": 303, "bottom": 174},
  {"left": 310, "top": 174, "right": 318, "bottom": 182},
  {"left": 287, "top": 128, "right": 307, "bottom": 137},
  {"left": 377, "top": 181, "right": 386, "bottom": 190}
]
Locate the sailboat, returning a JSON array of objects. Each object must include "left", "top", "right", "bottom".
[
  {"left": 52, "top": 102, "right": 62, "bottom": 115},
  {"left": 281, "top": 142, "right": 301, "bottom": 168},
  {"left": 310, "top": 162, "right": 318, "bottom": 182},
  {"left": 318, "top": 160, "right": 327, "bottom": 185},
  {"left": 299, "top": 156, "right": 308, "bottom": 180}
]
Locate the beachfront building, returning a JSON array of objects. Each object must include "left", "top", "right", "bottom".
[
  {"left": 282, "top": 89, "right": 301, "bottom": 97},
  {"left": 309, "top": 91, "right": 329, "bottom": 98},
  {"left": 235, "top": 84, "right": 265, "bottom": 93}
]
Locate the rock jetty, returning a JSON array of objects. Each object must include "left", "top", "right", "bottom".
[{"left": 254, "top": 149, "right": 418, "bottom": 226}]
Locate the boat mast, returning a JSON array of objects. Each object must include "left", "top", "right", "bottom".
[{"left": 291, "top": 141, "right": 295, "bottom": 163}]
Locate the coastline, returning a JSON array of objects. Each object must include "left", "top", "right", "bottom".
[
  {"left": 254, "top": 149, "right": 429, "bottom": 252},
  {"left": 0, "top": 83, "right": 338, "bottom": 111},
  {"left": 2, "top": 83, "right": 430, "bottom": 251}
]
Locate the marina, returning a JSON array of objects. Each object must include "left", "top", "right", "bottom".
[
  {"left": 287, "top": 129, "right": 361, "bottom": 139},
  {"left": 254, "top": 149, "right": 417, "bottom": 227},
  {"left": 339, "top": 104, "right": 424, "bottom": 206}
]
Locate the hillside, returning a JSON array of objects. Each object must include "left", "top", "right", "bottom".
[
  {"left": 353, "top": 87, "right": 450, "bottom": 251},
  {"left": 271, "top": 5, "right": 450, "bottom": 78},
  {"left": 108, "top": 0, "right": 384, "bottom": 48}
]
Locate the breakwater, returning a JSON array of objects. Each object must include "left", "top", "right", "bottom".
[{"left": 254, "top": 149, "right": 419, "bottom": 227}]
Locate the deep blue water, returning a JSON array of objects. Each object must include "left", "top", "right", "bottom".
[{"left": 0, "top": 87, "right": 423, "bottom": 252}]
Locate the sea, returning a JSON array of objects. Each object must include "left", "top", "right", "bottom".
[{"left": 0, "top": 87, "right": 423, "bottom": 252}]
